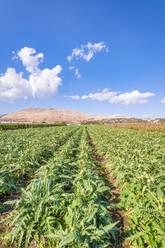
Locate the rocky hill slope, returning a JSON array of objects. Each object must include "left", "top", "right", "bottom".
[{"left": 0, "top": 108, "right": 144, "bottom": 124}]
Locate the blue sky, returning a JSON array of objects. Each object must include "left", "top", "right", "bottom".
[{"left": 0, "top": 0, "right": 165, "bottom": 117}]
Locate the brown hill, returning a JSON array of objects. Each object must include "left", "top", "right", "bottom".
[
  {"left": 0, "top": 108, "right": 90, "bottom": 124},
  {"left": 0, "top": 108, "right": 144, "bottom": 124}
]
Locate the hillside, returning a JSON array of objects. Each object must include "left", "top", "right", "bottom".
[{"left": 0, "top": 108, "right": 144, "bottom": 124}]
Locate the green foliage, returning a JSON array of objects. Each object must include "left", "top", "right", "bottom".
[
  {"left": 0, "top": 122, "right": 66, "bottom": 130},
  {"left": 1, "top": 127, "right": 116, "bottom": 247},
  {"left": 1, "top": 124, "right": 165, "bottom": 247},
  {"left": 88, "top": 125, "right": 165, "bottom": 248},
  {"left": 0, "top": 126, "right": 77, "bottom": 201}
]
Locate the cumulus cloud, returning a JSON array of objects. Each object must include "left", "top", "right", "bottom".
[
  {"left": 161, "top": 97, "right": 165, "bottom": 103},
  {"left": 29, "top": 65, "right": 62, "bottom": 98},
  {"left": 0, "top": 47, "right": 62, "bottom": 101},
  {"left": 67, "top": 42, "right": 109, "bottom": 62},
  {"left": 0, "top": 68, "right": 31, "bottom": 100},
  {"left": 68, "top": 89, "right": 155, "bottom": 105},
  {"left": 109, "top": 90, "right": 155, "bottom": 105},
  {"left": 14, "top": 47, "right": 44, "bottom": 73}
]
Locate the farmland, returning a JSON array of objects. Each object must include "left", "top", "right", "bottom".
[
  {"left": 112, "top": 123, "right": 165, "bottom": 132},
  {"left": 0, "top": 125, "right": 165, "bottom": 248}
]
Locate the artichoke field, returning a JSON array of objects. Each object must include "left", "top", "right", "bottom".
[
  {"left": 0, "top": 124, "right": 164, "bottom": 247},
  {"left": 0, "top": 126, "right": 116, "bottom": 247},
  {"left": 88, "top": 125, "right": 165, "bottom": 248}
]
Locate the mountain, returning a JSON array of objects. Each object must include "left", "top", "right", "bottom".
[
  {"left": 0, "top": 114, "right": 7, "bottom": 118},
  {"left": 0, "top": 108, "right": 144, "bottom": 124}
]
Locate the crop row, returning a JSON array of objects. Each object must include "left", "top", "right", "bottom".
[
  {"left": 0, "top": 126, "right": 77, "bottom": 212},
  {"left": 113, "top": 123, "right": 165, "bottom": 132},
  {"left": 1, "top": 127, "right": 117, "bottom": 247},
  {"left": 87, "top": 125, "right": 165, "bottom": 248},
  {"left": 0, "top": 123, "right": 66, "bottom": 130}
]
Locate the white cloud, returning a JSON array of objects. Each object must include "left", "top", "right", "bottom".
[
  {"left": 75, "top": 68, "right": 81, "bottom": 79},
  {"left": 81, "top": 88, "right": 116, "bottom": 101},
  {"left": 0, "top": 47, "right": 62, "bottom": 101},
  {"left": 0, "top": 68, "right": 31, "bottom": 101},
  {"left": 64, "top": 95, "right": 80, "bottom": 100},
  {"left": 161, "top": 97, "right": 165, "bottom": 103},
  {"left": 70, "top": 95, "right": 80, "bottom": 100},
  {"left": 13, "top": 47, "right": 44, "bottom": 73},
  {"left": 69, "top": 66, "right": 81, "bottom": 79},
  {"left": 68, "top": 89, "right": 155, "bottom": 105},
  {"left": 109, "top": 90, "right": 155, "bottom": 105},
  {"left": 69, "top": 66, "right": 74, "bottom": 70},
  {"left": 29, "top": 65, "right": 62, "bottom": 98},
  {"left": 67, "top": 42, "right": 109, "bottom": 62}
]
